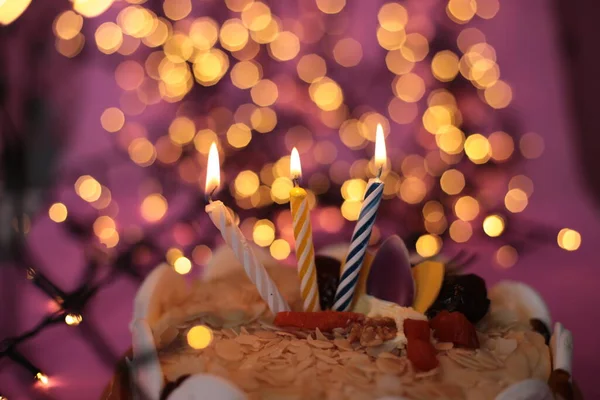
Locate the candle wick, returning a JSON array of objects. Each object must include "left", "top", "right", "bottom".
[
  {"left": 293, "top": 177, "right": 300, "bottom": 188},
  {"left": 205, "top": 187, "right": 217, "bottom": 203},
  {"left": 377, "top": 165, "right": 383, "bottom": 179}
]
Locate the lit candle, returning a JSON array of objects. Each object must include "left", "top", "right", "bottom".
[
  {"left": 333, "top": 124, "right": 387, "bottom": 311},
  {"left": 289, "top": 148, "right": 320, "bottom": 312},
  {"left": 204, "top": 143, "right": 290, "bottom": 314}
]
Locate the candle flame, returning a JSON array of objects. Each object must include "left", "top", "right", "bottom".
[
  {"left": 205, "top": 142, "right": 220, "bottom": 195},
  {"left": 290, "top": 147, "right": 302, "bottom": 180},
  {"left": 375, "top": 123, "right": 387, "bottom": 171},
  {"left": 36, "top": 372, "right": 49, "bottom": 385}
]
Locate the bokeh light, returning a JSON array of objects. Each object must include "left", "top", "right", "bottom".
[
  {"left": 557, "top": 228, "right": 581, "bottom": 251},
  {"left": 53, "top": 11, "right": 83, "bottom": 40},
  {"left": 495, "top": 245, "right": 518, "bottom": 268},
  {"left": 169, "top": 117, "right": 195, "bottom": 145},
  {"left": 440, "top": 169, "right": 465, "bottom": 195},
  {"left": 75, "top": 175, "right": 102, "bottom": 202},
  {"left": 378, "top": 3, "right": 408, "bottom": 32},
  {"left": 309, "top": 78, "right": 344, "bottom": 111},
  {"left": 231, "top": 60, "right": 262, "bottom": 89},
  {"left": 270, "top": 177, "right": 293, "bottom": 204},
  {"left": 235, "top": 170, "right": 260, "bottom": 197},
  {"left": 316, "top": 0, "right": 346, "bottom": 14},
  {"left": 100, "top": 107, "right": 125, "bottom": 133},
  {"left": 431, "top": 51, "right": 460, "bottom": 82},
  {"left": 446, "top": 0, "right": 477, "bottom": 24},
  {"left": 454, "top": 196, "right": 479, "bottom": 221},
  {"left": 253, "top": 219, "right": 275, "bottom": 247},
  {"left": 163, "top": 0, "right": 191, "bottom": 21},
  {"left": 48, "top": 203, "right": 68, "bottom": 223},
  {"left": 489, "top": 131, "right": 515, "bottom": 162},
  {"left": 174, "top": 256, "right": 192, "bottom": 274},
  {"left": 393, "top": 73, "right": 425, "bottom": 103},
  {"left": 270, "top": 238, "right": 290, "bottom": 260},
  {"left": 141, "top": 193, "right": 168, "bottom": 222},
  {"left": 268, "top": 31, "right": 300, "bottom": 61},
  {"left": 449, "top": 220, "right": 472, "bottom": 243},
  {"left": 187, "top": 325, "right": 213, "bottom": 349},
  {"left": 519, "top": 132, "right": 545, "bottom": 159},
  {"left": 416, "top": 234, "right": 442, "bottom": 257},
  {"left": 504, "top": 188, "right": 528, "bottom": 213},
  {"left": 95, "top": 22, "right": 123, "bottom": 54},
  {"left": 484, "top": 80, "right": 513, "bottom": 109},
  {"left": 333, "top": 38, "right": 363, "bottom": 67},
  {"left": 464, "top": 133, "right": 491, "bottom": 164},
  {"left": 189, "top": 17, "right": 218, "bottom": 50},
  {"left": 73, "top": 0, "right": 114, "bottom": 18},
  {"left": 483, "top": 214, "right": 505, "bottom": 237},
  {"left": 251, "top": 79, "right": 278, "bottom": 106}
]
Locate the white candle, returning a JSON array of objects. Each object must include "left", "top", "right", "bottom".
[{"left": 204, "top": 143, "right": 290, "bottom": 314}]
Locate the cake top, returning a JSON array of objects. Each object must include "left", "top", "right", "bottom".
[{"left": 125, "top": 239, "right": 573, "bottom": 400}]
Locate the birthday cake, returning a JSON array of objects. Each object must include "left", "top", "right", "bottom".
[{"left": 107, "top": 234, "right": 576, "bottom": 400}]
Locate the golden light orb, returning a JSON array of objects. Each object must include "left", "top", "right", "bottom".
[
  {"left": 316, "top": 0, "right": 346, "bottom": 14},
  {"left": 483, "top": 214, "right": 505, "bottom": 237},
  {"left": 378, "top": 3, "right": 408, "bottom": 32},
  {"left": 504, "top": 188, "right": 528, "bottom": 213},
  {"left": 454, "top": 196, "right": 479, "bottom": 221},
  {"left": 268, "top": 31, "right": 300, "bottom": 61},
  {"left": 187, "top": 325, "right": 213, "bottom": 349},
  {"left": 393, "top": 73, "right": 425, "bottom": 103},
  {"left": 557, "top": 228, "right": 581, "bottom": 251},
  {"left": 440, "top": 169, "right": 465, "bottom": 195},
  {"left": 309, "top": 78, "right": 343, "bottom": 111},
  {"left": 49, "top": 203, "right": 68, "bottom": 223},
  {"left": 495, "top": 245, "right": 518, "bottom": 269},
  {"left": 173, "top": 256, "right": 192, "bottom": 274},
  {"left": 464, "top": 133, "right": 491, "bottom": 164},
  {"left": 141, "top": 193, "right": 168, "bottom": 222},
  {"left": 449, "top": 220, "right": 472, "bottom": 243},
  {"left": 416, "top": 234, "right": 442, "bottom": 258},
  {"left": 253, "top": 219, "right": 275, "bottom": 247},
  {"left": 234, "top": 170, "right": 260, "bottom": 197},
  {"left": 73, "top": 0, "right": 114, "bottom": 18},
  {"left": 431, "top": 50, "right": 460, "bottom": 82},
  {"left": 75, "top": 175, "right": 102, "bottom": 202},
  {"left": 270, "top": 239, "right": 291, "bottom": 260}
]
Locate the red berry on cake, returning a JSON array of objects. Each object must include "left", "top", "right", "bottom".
[
  {"left": 403, "top": 319, "right": 431, "bottom": 341},
  {"left": 429, "top": 310, "right": 480, "bottom": 349},
  {"left": 406, "top": 339, "right": 439, "bottom": 371}
]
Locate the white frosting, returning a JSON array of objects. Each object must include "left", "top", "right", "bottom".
[
  {"left": 494, "top": 379, "right": 554, "bottom": 400},
  {"left": 353, "top": 294, "right": 427, "bottom": 347},
  {"left": 168, "top": 374, "right": 247, "bottom": 400},
  {"left": 551, "top": 322, "right": 573, "bottom": 375},
  {"left": 130, "top": 319, "right": 163, "bottom": 400}
]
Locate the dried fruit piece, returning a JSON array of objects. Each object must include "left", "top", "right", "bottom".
[
  {"left": 404, "top": 319, "right": 430, "bottom": 341},
  {"left": 406, "top": 339, "right": 439, "bottom": 371},
  {"left": 426, "top": 274, "right": 490, "bottom": 324},
  {"left": 412, "top": 261, "right": 445, "bottom": 313},
  {"left": 429, "top": 311, "right": 479, "bottom": 349},
  {"left": 273, "top": 311, "right": 364, "bottom": 332}
]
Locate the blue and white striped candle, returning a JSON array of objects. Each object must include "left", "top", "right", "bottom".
[{"left": 333, "top": 124, "right": 387, "bottom": 311}]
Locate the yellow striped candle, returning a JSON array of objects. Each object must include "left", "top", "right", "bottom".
[{"left": 289, "top": 148, "right": 320, "bottom": 312}]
